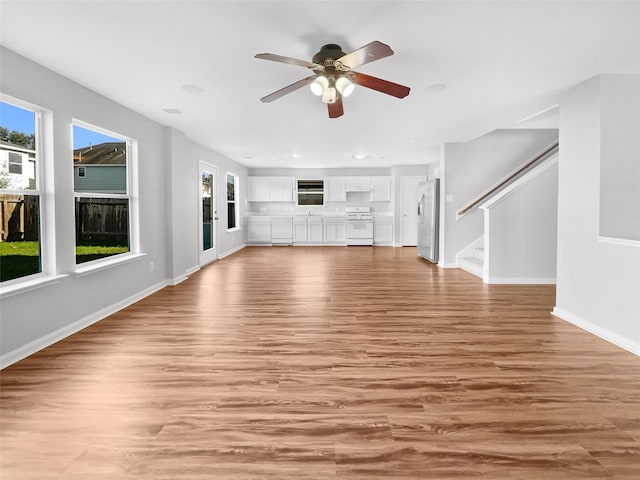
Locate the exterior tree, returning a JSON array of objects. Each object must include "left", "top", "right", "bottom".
[{"left": 0, "top": 127, "right": 35, "bottom": 150}]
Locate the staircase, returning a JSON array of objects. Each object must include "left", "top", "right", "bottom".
[
  {"left": 456, "top": 236, "right": 485, "bottom": 279},
  {"left": 453, "top": 144, "right": 560, "bottom": 284}
]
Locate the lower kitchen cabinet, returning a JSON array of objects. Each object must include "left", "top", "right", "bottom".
[
  {"left": 324, "top": 218, "right": 346, "bottom": 243},
  {"left": 246, "top": 217, "right": 271, "bottom": 243},
  {"left": 309, "top": 218, "right": 323, "bottom": 242},
  {"left": 293, "top": 217, "right": 324, "bottom": 244},
  {"left": 374, "top": 216, "right": 394, "bottom": 244},
  {"left": 293, "top": 218, "right": 308, "bottom": 243}
]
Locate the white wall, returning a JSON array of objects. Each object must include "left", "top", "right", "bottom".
[
  {"left": 483, "top": 161, "right": 558, "bottom": 283},
  {"left": 440, "top": 129, "right": 559, "bottom": 266},
  {"left": 554, "top": 75, "right": 640, "bottom": 355},
  {"left": 0, "top": 48, "right": 246, "bottom": 366},
  {"left": 599, "top": 75, "right": 640, "bottom": 241}
]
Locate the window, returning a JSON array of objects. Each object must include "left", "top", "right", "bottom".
[
  {"left": 73, "top": 123, "right": 133, "bottom": 265},
  {"left": 8, "top": 152, "right": 23, "bottom": 175},
  {"left": 297, "top": 179, "right": 324, "bottom": 206},
  {"left": 227, "top": 173, "right": 238, "bottom": 230},
  {"left": 0, "top": 99, "right": 43, "bottom": 283}
]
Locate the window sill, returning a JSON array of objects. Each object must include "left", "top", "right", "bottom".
[
  {"left": 227, "top": 227, "right": 242, "bottom": 233},
  {"left": 74, "top": 252, "right": 147, "bottom": 277},
  {"left": 0, "top": 274, "right": 68, "bottom": 300}
]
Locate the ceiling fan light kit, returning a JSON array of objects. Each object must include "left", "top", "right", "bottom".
[{"left": 255, "top": 41, "right": 410, "bottom": 118}]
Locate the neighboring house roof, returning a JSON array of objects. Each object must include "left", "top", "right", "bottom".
[
  {"left": 0, "top": 140, "right": 36, "bottom": 155},
  {"left": 74, "top": 142, "right": 126, "bottom": 165}
]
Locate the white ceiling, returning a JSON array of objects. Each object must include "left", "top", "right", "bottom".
[{"left": 1, "top": 1, "right": 639, "bottom": 168}]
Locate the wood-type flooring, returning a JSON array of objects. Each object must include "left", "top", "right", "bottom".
[{"left": 1, "top": 246, "right": 639, "bottom": 479}]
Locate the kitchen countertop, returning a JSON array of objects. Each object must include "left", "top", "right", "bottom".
[{"left": 245, "top": 212, "right": 394, "bottom": 218}]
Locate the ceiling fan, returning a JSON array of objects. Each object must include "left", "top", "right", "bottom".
[{"left": 255, "top": 41, "right": 410, "bottom": 118}]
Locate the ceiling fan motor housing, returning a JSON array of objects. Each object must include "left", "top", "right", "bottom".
[{"left": 312, "top": 44, "right": 347, "bottom": 67}]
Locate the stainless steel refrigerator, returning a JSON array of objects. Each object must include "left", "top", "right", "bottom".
[{"left": 417, "top": 179, "right": 440, "bottom": 263}]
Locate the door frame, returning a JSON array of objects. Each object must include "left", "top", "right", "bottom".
[
  {"left": 400, "top": 176, "right": 426, "bottom": 246},
  {"left": 199, "top": 161, "right": 218, "bottom": 266}
]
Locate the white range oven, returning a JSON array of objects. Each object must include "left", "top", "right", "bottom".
[{"left": 345, "top": 206, "right": 374, "bottom": 246}]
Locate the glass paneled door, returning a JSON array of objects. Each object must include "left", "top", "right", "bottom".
[{"left": 200, "top": 163, "right": 217, "bottom": 265}]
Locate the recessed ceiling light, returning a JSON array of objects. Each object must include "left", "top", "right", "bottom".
[
  {"left": 353, "top": 153, "right": 367, "bottom": 160},
  {"left": 291, "top": 153, "right": 301, "bottom": 159},
  {"left": 424, "top": 83, "right": 447, "bottom": 93},
  {"left": 162, "top": 108, "right": 182, "bottom": 114},
  {"left": 181, "top": 84, "right": 204, "bottom": 94}
]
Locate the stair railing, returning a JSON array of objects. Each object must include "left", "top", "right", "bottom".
[{"left": 456, "top": 142, "right": 559, "bottom": 219}]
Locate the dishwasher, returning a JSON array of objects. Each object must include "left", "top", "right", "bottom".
[{"left": 271, "top": 217, "right": 293, "bottom": 245}]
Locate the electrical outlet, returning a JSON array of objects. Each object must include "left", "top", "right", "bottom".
[{"left": 149, "top": 261, "right": 154, "bottom": 272}]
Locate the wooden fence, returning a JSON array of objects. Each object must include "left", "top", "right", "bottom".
[
  {"left": 75, "top": 198, "right": 128, "bottom": 243},
  {"left": 0, "top": 194, "right": 39, "bottom": 241}
]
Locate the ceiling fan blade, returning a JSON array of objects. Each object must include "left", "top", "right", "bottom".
[
  {"left": 335, "top": 41, "right": 394, "bottom": 69},
  {"left": 255, "top": 53, "right": 323, "bottom": 70},
  {"left": 352, "top": 72, "right": 410, "bottom": 99},
  {"left": 260, "top": 76, "right": 316, "bottom": 103},
  {"left": 328, "top": 97, "right": 344, "bottom": 118}
]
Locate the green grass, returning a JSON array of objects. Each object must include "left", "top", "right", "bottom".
[
  {"left": 0, "top": 241, "right": 40, "bottom": 281},
  {"left": 1, "top": 241, "right": 129, "bottom": 281},
  {"left": 76, "top": 241, "right": 129, "bottom": 264}
]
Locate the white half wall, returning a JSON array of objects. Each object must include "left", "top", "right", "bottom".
[
  {"left": 482, "top": 160, "right": 558, "bottom": 284},
  {"left": 554, "top": 75, "right": 640, "bottom": 355}
]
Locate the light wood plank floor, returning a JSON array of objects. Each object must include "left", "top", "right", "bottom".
[{"left": 2, "top": 246, "right": 639, "bottom": 479}]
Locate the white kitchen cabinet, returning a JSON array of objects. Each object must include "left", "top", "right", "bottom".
[
  {"left": 248, "top": 176, "right": 294, "bottom": 202},
  {"left": 345, "top": 176, "right": 372, "bottom": 192},
  {"left": 324, "top": 217, "right": 346, "bottom": 243},
  {"left": 371, "top": 176, "right": 392, "bottom": 202},
  {"left": 374, "top": 216, "right": 394, "bottom": 244},
  {"left": 293, "top": 217, "right": 308, "bottom": 243},
  {"left": 293, "top": 217, "right": 324, "bottom": 244},
  {"left": 270, "top": 177, "right": 295, "bottom": 202},
  {"left": 326, "top": 176, "right": 346, "bottom": 202},
  {"left": 248, "top": 177, "right": 271, "bottom": 202},
  {"left": 246, "top": 216, "right": 271, "bottom": 243},
  {"left": 309, "top": 218, "right": 324, "bottom": 242}
]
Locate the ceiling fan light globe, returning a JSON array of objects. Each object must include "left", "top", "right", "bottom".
[
  {"left": 336, "top": 76, "right": 354, "bottom": 97},
  {"left": 310, "top": 76, "right": 329, "bottom": 96},
  {"left": 322, "top": 87, "right": 337, "bottom": 104}
]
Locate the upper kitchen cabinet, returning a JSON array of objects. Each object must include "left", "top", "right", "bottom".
[
  {"left": 248, "top": 176, "right": 295, "bottom": 202},
  {"left": 326, "top": 177, "right": 346, "bottom": 202},
  {"left": 371, "top": 176, "right": 391, "bottom": 202},
  {"left": 345, "top": 176, "right": 372, "bottom": 192}
]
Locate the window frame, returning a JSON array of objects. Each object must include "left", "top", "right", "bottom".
[
  {"left": 226, "top": 172, "right": 239, "bottom": 231},
  {"left": 71, "top": 120, "right": 139, "bottom": 271},
  {"left": 0, "top": 94, "right": 58, "bottom": 292}
]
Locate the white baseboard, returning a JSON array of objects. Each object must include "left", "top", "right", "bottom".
[
  {"left": 219, "top": 243, "right": 246, "bottom": 259},
  {"left": 487, "top": 277, "right": 556, "bottom": 284},
  {"left": 185, "top": 265, "right": 200, "bottom": 276},
  {"left": 552, "top": 307, "right": 640, "bottom": 357},
  {"left": 438, "top": 262, "right": 457, "bottom": 268},
  {"left": 0, "top": 279, "right": 170, "bottom": 369},
  {"left": 171, "top": 265, "right": 201, "bottom": 285}
]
